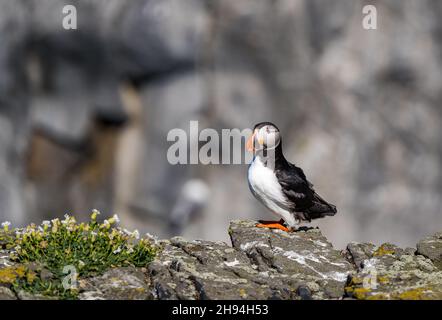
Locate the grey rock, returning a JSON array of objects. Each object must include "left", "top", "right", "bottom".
[
  {"left": 148, "top": 220, "right": 355, "bottom": 300},
  {"left": 0, "top": 249, "right": 13, "bottom": 269},
  {"left": 347, "top": 242, "right": 376, "bottom": 271},
  {"left": 296, "top": 285, "right": 313, "bottom": 300},
  {"left": 79, "top": 267, "right": 151, "bottom": 300},
  {"left": 40, "top": 268, "right": 54, "bottom": 282},
  {"left": 345, "top": 242, "right": 442, "bottom": 300},
  {"left": 0, "top": 287, "right": 16, "bottom": 300},
  {"left": 417, "top": 232, "right": 442, "bottom": 270},
  {"left": 1, "top": 220, "right": 442, "bottom": 300},
  {"left": 114, "top": 0, "right": 209, "bottom": 77},
  {"left": 149, "top": 237, "right": 293, "bottom": 300},
  {"left": 147, "top": 221, "right": 442, "bottom": 300},
  {"left": 129, "top": 72, "right": 210, "bottom": 237},
  {"left": 229, "top": 220, "right": 354, "bottom": 299},
  {"left": 0, "top": 0, "right": 30, "bottom": 226},
  {"left": 17, "top": 290, "right": 58, "bottom": 300}
]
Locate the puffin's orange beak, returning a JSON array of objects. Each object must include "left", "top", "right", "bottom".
[{"left": 246, "top": 132, "right": 256, "bottom": 152}]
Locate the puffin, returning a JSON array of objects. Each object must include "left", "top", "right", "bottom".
[{"left": 246, "top": 122, "right": 337, "bottom": 232}]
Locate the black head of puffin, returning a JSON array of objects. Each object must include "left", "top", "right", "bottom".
[{"left": 247, "top": 122, "right": 281, "bottom": 152}]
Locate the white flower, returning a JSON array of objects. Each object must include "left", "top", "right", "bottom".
[
  {"left": 42, "top": 220, "right": 51, "bottom": 227},
  {"left": 1, "top": 221, "right": 11, "bottom": 228},
  {"left": 2, "top": 221, "right": 11, "bottom": 231},
  {"left": 103, "top": 220, "right": 110, "bottom": 226},
  {"left": 62, "top": 214, "right": 71, "bottom": 224},
  {"left": 108, "top": 214, "right": 120, "bottom": 225},
  {"left": 113, "top": 247, "right": 122, "bottom": 254},
  {"left": 127, "top": 247, "right": 134, "bottom": 254},
  {"left": 132, "top": 230, "right": 140, "bottom": 240},
  {"left": 91, "top": 209, "right": 101, "bottom": 221},
  {"left": 122, "top": 228, "right": 132, "bottom": 235},
  {"left": 145, "top": 232, "right": 158, "bottom": 241}
]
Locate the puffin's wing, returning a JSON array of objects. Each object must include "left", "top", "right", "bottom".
[
  {"left": 277, "top": 164, "right": 337, "bottom": 219},
  {"left": 276, "top": 164, "right": 315, "bottom": 209}
]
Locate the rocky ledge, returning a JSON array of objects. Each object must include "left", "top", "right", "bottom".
[{"left": 1, "top": 220, "right": 441, "bottom": 300}]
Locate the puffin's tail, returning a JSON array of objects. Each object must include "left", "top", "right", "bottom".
[
  {"left": 311, "top": 193, "right": 337, "bottom": 216},
  {"left": 325, "top": 202, "right": 337, "bottom": 216}
]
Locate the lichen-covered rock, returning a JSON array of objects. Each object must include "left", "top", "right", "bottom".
[
  {"left": 229, "top": 220, "right": 355, "bottom": 299},
  {"left": 347, "top": 242, "right": 376, "bottom": 271},
  {"left": 79, "top": 267, "right": 152, "bottom": 300},
  {"left": 345, "top": 242, "right": 442, "bottom": 300},
  {"left": 149, "top": 237, "right": 295, "bottom": 300},
  {"left": 1, "top": 220, "right": 441, "bottom": 300},
  {"left": 417, "top": 232, "right": 442, "bottom": 270},
  {"left": 148, "top": 220, "right": 355, "bottom": 300}
]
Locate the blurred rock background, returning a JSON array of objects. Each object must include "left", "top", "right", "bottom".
[{"left": 0, "top": 0, "right": 441, "bottom": 248}]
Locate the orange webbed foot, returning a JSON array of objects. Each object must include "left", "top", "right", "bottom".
[{"left": 256, "top": 221, "right": 290, "bottom": 232}]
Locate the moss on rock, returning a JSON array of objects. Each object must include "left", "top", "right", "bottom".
[{"left": 345, "top": 237, "right": 442, "bottom": 300}]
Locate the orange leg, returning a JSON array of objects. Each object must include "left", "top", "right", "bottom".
[{"left": 256, "top": 219, "right": 290, "bottom": 232}]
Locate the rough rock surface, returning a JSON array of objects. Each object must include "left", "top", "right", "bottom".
[
  {"left": 346, "top": 243, "right": 442, "bottom": 299},
  {"left": 86, "top": 221, "right": 442, "bottom": 300},
  {"left": 0, "top": 287, "right": 16, "bottom": 300},
  {"left": 417, "top": 232, "right": 442, "bottom": 270},
  {"left": 1, "top": 220, "right": 441, "bottom": 300},
  {"left": 229, "top": 220, "right": 353, "bottom": 299},
  {"left": 79, "top": 267, "right": 152, "bottom": 300},
  {"left": 0, "top": 249, "right": 12, "bottom": 268}
]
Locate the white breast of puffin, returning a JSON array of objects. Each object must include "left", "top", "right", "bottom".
[{"left": 248, "top": 156, "right": 293, "bottom": 221}]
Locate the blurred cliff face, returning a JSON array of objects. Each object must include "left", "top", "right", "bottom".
[{"left": 0, "top": 0, "right": 441, "bottom": 248}]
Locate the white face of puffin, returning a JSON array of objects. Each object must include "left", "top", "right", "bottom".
[{"left": 246, "top": 124, "right": 281, "bottom": 152}]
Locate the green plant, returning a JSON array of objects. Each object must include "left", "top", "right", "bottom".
[{"left": 0, "top": 211, "right": 157, "bottom": 299}]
